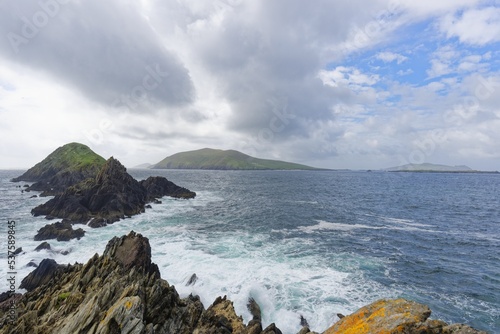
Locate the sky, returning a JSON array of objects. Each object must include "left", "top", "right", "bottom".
[{"left": 0, "top": 0, "right": 499, "bottom": 170}]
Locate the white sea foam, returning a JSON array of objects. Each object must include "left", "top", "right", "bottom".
[
  {"left": 379, "top": 216, "right": 434, "bottom": 228},
  {"left": 299, "top": 220, "right": 381, "bottom": 232},
  {"left": 148, "top": 230, "right": 392, "bottom": 333},
  {"left": 299, "top": 220, "right": 437, "bottom": 234}
]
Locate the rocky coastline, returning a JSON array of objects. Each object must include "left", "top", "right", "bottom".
[
  {"left": 0, "top": 232, "right": 488, "bottom": 334},
  {"left": 31, "top": 157, "right": 195, "bottom": 228},
  {"left": 4, "top": 143, "right": 490, "bottom": 333}
]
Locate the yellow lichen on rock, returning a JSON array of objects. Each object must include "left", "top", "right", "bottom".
[{"left": 324, "top": 298, "right": 432, "bottom": 334}]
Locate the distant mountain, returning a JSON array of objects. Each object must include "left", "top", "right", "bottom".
[
  {"left": 133, "top": 163, "right": 153, "bottom": 169},
  {"left": 12, "top": 142, "right": 106, "bottom": 195},
  {"left": 386, "top": 163, "right": 474, "bottom": 172},
  {"left": 152, "top": 148, "right": 322, "bottom": 170}
]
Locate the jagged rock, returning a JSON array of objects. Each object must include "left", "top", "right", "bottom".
[
  {"left": 103, "top": 232, "right": 159, "bottom": 275},
  {"left": 19, "top": 259, "right": 66, "bottom": 292},
  {"left": 0, "top": 231, "right": 287, "bottom": 334},
  {"left": 35, "top": 242, "right": 51, "bottom": 251},
  {"left": 194, "top": 296, "right": 245, "bottom": 334},
  {"left": 31, "top": 157, "right": 195, "bottom": 225},
  {"left": 296, "top": 327, "right": 319, "bottom": 334},
  {"left": 324, "top": 298, "right": 487, "bottom": 334},
  {"left": 0, "top": 292, "right": 22, "bottom": 314},
  {"left": 442, "top": 324, "right": 488, "bottom": 334},
  {"left": 262, "top": 323, "right": 283, "bottom": 334},
  {"left": 300, "top": 315, "right": 309, "bottom": 327},
  {"left": 186, "top": 273, "right": 198, "bottom": 286},
  {"left": 247, "top": 297, "right": 263, "bottom": 334},
  {"left": 87, "top": 217, "right": 119, "bottom": 228},
  {"left": 13, "top": 247, "right": 23, "bottom": 255},
  {"left": 30, "top": 195, "right": 38, "bottom": 198},
  {"left": 34, "top": 221, "right": 85, "bottom": 241},
  {"left": 31, "top": 157, "right": 147, "bottom": 223},
  {"left": 27, "top": 261, "right": 38, "bottom": 267},
  {"left": 140, "top": 176, "right": 196, "bottom": 199}
]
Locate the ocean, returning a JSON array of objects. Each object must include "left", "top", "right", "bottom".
[{"left": 0, "top": 169, "right": 499, "bottom": 333}]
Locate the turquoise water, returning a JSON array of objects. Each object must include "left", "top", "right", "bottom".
[{"left": 0, "top": 169, "right": 499, "bottom": 333}]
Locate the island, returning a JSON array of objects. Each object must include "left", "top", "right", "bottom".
[
  {"left": 385, "top": 163, "right": 499, "bottom": 174},
  {"left": 12, "top": 143, "right": 196, "bottom": 230},
  {"left": 152, "top": 148, "right": 324, "bottom": 170},
  {"left": 11, "top": 143, "right": 106, "bottom": 196}
]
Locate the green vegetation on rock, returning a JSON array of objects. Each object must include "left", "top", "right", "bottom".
[
  {"left": 12, "top": 142, "right": 106, "bottom": 195},
  {"left": 58, "top": 292, "right": 71, "bottom": 301},
  {"left": 14, "top": 142, "right": 106, "bottom": 181},
  {"left": 153, "top": 148, "right": 322, "bottom": 170}
]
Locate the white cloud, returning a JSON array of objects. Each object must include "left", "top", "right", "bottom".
[
  {"left": 376, "top": 51, "right": 408, "bottom": 64},
  {"left": 397, "top": 69, "right": 414, "bottom": 76},
  {"left": 439, "top": 7, "right": 500, "bottom": 45},
  {"left": 427, "top": 44, "right": 492, "bottom": 79},
  {"left": 400, "top": 0, "right": 481, "bottom": 16},
  {"left": 319, "top": 67, "right": 380, "bottom": 87},
  {"left": 0, "top": 0, "right": 499, "bottom": 170},
  {"left": 426, "top": 45, "right": 460, "bottom": 78}
]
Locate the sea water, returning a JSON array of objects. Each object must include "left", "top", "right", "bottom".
[{"left": 0, "top": 169, "right": 498, "bottom": 333}]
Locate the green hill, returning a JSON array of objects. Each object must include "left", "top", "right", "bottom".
[
  {"left": 12, "top": 142, "right": 106, "bottom": 195},
  {"left": 152, "top": 148, "right": 321, "bottom": 170}
]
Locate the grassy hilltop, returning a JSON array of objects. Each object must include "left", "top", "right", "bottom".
[
  {"left": 13, "top": 142, "right": 106, "bottom": 181},
  {"left": 152, "top": 148, "right": 321, "bottom": 170}
]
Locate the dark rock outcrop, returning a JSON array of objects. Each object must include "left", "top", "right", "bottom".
[
  {"left": 19, "top": 259, "right": 67, "bottom": 292},
  {"left": 12, "top": 143, "right": 106, "bottom": 196},
  {"left": 186, "top": 273, "right": 198, "bottom": 286},
  {"left": 27, "top": 261, "right": 38, "bottom": 267},
  {"left": 140, "top": 176, "right": 196, "bottom": 199},
  {"left": 35, "top": 242, "right": 51, "bottom": 251},
  {"left": 31, "top": 157, "right": 196, "bottom": 226},
  {"left": 34, "top": 221, "right": 85, "bottom": 241},
  {"left": 31, "top": 157, "right": 147, "bottom": 223},
  {"left": 0, "top": 232, "right": 280, "bottom": 334}
]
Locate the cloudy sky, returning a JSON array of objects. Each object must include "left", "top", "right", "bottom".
[{"left": 1, "top": 0, "right": 499, "bottom": 170}]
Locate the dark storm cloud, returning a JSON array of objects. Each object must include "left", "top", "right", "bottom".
[
  {"left": 179, "top": 0, "right": 387, "bottom": 140},
  {"left": 0, "top": 0, "right": 194, "bottom": 110}
]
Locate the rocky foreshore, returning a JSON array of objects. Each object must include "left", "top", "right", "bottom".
[
  {"left": 12, "top": 142, "right": 196, "bottom": 229},
  {"left": 0, "top": 232, "right": 488, "bottom": 334},
  {"left": 31, "top": 157, "right": 196, "bottom": 227}
]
